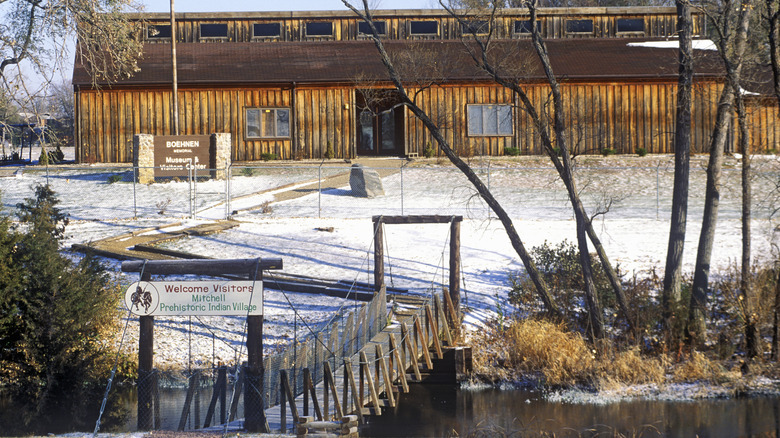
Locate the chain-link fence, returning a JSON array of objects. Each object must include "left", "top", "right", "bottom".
[
  {"left": 3, "top": 162, "right": 780, "bottom": 223},
  {"left": 136, "top": 286, "right": 388, "bottom": 431},
  {"left": 136, "top": 367, "right": 244, "bottom": 431}
]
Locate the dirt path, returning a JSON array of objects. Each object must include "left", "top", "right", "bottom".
[{"left": 71, "top": 221, "right": 239, "bottom": 260}]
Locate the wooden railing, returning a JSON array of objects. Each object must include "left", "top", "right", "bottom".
[{"left": 276, "top": 292, "right": 460, "bottom": 433}]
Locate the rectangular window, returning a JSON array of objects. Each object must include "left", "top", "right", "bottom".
[
  {"left": 513, "top": 19, "right": 540, "bottom": 35},
  {"left": 617, "top": 18, "right": 644, "bottom": 33},
  {"left": 358, "top": 21, "right": 387, "bottom": 35},
  {"left": 200, "top": 23, "right": 228, "bottom": 39},
  {"left": 253, "top": 23, "right": 282, "bottom": 38},
  {"left": 306, "top": 21, "right": 333, "bottom": 37},
  {"left": 461, "top": 20, "right": 489, "bottom": 35},
  {"left": 147, "top": 24, "right": 171, "bottom": 39},
  {"left": 409, "top": 20, "right": 438, "bottom": 35},
  {"left": 245, "top": 108, "right": 291, "bottom": 139},
  {"left": 566, "top": 19, "right": 594, "bottom": 34},
  {"left": 467, "top": 105, "right": 512, "bottom": 136}
]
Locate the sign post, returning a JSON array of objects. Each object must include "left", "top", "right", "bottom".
[{"left": 122, "top": 258, "right": 281, "bottom": 433}]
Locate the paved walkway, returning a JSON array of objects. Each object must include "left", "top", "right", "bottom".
[{"left": 238, "top": 158, "right": 405, "bottom": 206}]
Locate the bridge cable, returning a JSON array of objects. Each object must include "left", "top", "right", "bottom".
[{"left": 93, "top": 260, "right": 148, "bottom": 437}]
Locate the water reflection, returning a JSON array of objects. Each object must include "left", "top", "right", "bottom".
[
  {"left": 4, "top": 382, "right": 780, "bottom": 436},
  {"left": 363, "top": 385, "right": 780, "bottom": 437}
]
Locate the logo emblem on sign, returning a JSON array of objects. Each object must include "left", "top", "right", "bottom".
[{"left": 125, "top": 282, "right": 159, "bottom": 315}]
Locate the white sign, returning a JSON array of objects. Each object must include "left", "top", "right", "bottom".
[{"left": 124, "top": 281, "right": 262, "bottom": 316}]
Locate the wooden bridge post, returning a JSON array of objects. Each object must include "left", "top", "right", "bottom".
[
  {"left": 245, "top": 270, "right": 268, "bottom": 432},
  {"left": 449, "top": 219, "right": 461, "bottom": 335},
  {"left": 138, "top": 270, "right": 154, "bottom": 431},
  {"left": 373, "top": 218, "right": 384, "bottom": 295}
]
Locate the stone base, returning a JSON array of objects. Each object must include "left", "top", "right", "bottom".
[{"left": 349, "top": 163, "right": 384, "bottom": 198}]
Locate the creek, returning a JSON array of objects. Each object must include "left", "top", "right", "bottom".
[
  {"left": 3, "top": 384, "right": 780, "bottom": 436},
  {"left": 362, "top": 384, "right": 780, "bottom": 437}
]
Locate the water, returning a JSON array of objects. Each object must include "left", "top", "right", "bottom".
[
  {"left": 4, "top": 384, "right": 780, "bottom": 436},
  {"left": 362, "top": 385, "right": 780, "bottom": 437}
]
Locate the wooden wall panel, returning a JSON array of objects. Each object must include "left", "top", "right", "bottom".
[
  {"left": 76, "top": 80, "right": 770, "bottom": 164},
  {"left": 292, "top": 87, "right": 353, "bottom": 159},
  {"left": 144, "top": 10, "right": 688, "bottom": 43},
  {"left": 742, "top": 99, "right": 779, "bottom": 153}
]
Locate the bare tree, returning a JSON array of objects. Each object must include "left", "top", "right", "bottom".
[
  {"left": 444, "top": 0, "right": 647, "bottom": 338},
  {"left": 342, "top": 0, "right": 563, "bottom": 319},
  {"left": 0, "top": 0, "right": 143, "bottom": 136},
  {"left": 688, "top": 0, "right": 754, "bottom": 348}
]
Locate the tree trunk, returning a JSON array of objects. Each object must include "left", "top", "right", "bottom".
[
  {"left": 737, "top": 95, "right": 759, "bottom": 359},
  {"left": 662, "top": 0, "right": 693, "bottom": 337},
  {"left": 773, "top": 268, "right": 780, "bottom": 360},
  {"left": 689, "top": 0, "right": 752, "bottom": 348},
  {"left": 688, "top": 85, "right": 733, "bottom": 348},
  {"left": 767, "top": 0, "right": 780, "bottom": 109},
  {"left": 344, "top": 0, "right": 561, "bottom": 318}
]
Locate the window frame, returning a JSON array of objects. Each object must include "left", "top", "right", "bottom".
[
  {"left": 199, "top": 23, "right": 229, "bottom": 40},
  {"left": 305, "top": 21, "right": 334, "bottom": 38},
  {"left": 616, "top": 18, "right": 645, "bottom": 34},
  {"left": 147, "top": 24, "right": 172, "bottom": 40},
  {"left": 252, "top": 22, "right": 282, "bottom": 39},
  {"left": 409, "top": 20, "right": 439, "bottom": 36},
  {"left": 245, "top": 107, "right": 291, "bottom": 139},
  {"left": 467, "top": 104, "right": 514, "bottom": 137},
  {"left": 460, "top": 20, "right": 490, "bottom": 36},
  {"left": 513, "top": 19, "right": 541, "bottom": 37},
  {"left": 358, "top": 20, "right": 387, "bottom": 36},
  {"left": 565, "top": 19, "right": 594, "bottom": 34}
]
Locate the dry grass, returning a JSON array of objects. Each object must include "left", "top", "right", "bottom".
[
  {"left": 595, "top": 347, "right": 666, "bottom": 390},
  {"left": 671, "top": 351, "right": 726, "bottom": 383},
  {"left": 471, "top": 315, "right": 776, "bottom": 392},
  {"left": 472, "top": 318, "right": 716, "bottom": 389},
  {"left": 471, "top": 319, "right": 596, "bottom": 386},
  {"left": 504, "top": 319, "right": 596, "bottom": 386}
]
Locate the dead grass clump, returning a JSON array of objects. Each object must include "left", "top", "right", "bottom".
[
  {"left": 596, "top": 347, "right": 665, "bottom": 389},
  {"left": 671, "top": 351, "right": 725, "bottom": 383},
  {"left": 503, "top": 319, "right": 595, "bottom": 386}
]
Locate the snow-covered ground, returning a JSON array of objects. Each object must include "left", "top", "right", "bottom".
[{"left": 2, "top": 153, "right": 780, "bottom": 369}]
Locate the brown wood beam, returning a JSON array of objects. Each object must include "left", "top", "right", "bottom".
[
  {"left": 372, "top": 215, "right": 463, "bottom": 225},
  {"left": 374, "top": 221, "right": 384, "bottom": 295},
  {"left": 449, "top": 219, "right": 461, "bottom": 321},
  {"left": 121, "top": 258, "right": 283, "bottom": 275}
]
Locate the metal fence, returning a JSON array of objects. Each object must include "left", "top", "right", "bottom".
[{"left": 3, "top": 162, "right": 780, "bottom": 223}]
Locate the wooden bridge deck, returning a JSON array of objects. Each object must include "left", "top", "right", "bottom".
[{"left": 261, "top": 293, "right": 456, "bottom": 433}]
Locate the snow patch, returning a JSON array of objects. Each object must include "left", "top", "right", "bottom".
[{"left": 628, "top": 39, "right": 717, "bottom": 51}]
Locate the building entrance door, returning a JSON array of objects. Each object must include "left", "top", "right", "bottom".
[{"left": 356, "top": 91, "right": 405, "bottom": 156}]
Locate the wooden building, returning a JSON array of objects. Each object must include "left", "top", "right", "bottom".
[{"left": 72, "top": 7, "right": 777, "bottom": 163}]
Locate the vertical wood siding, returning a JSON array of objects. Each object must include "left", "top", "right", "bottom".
[
  {"left": 743, "top": 98, "right": 780, "bottom": 153},
  {"left": 402, "top": 81, "right": 725, "bottom": 158},
  {"left": 77, "top": 81, "right": 773, "bottom": 163},
  {"left": 76, "top": 86, "right": 360, "bottom": 162},
  {"left": 77, "top": 87, "right": 294, "bottom": 163},
  {"left": 294, "top": 87, "right": 354, "bottom": 159}
]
